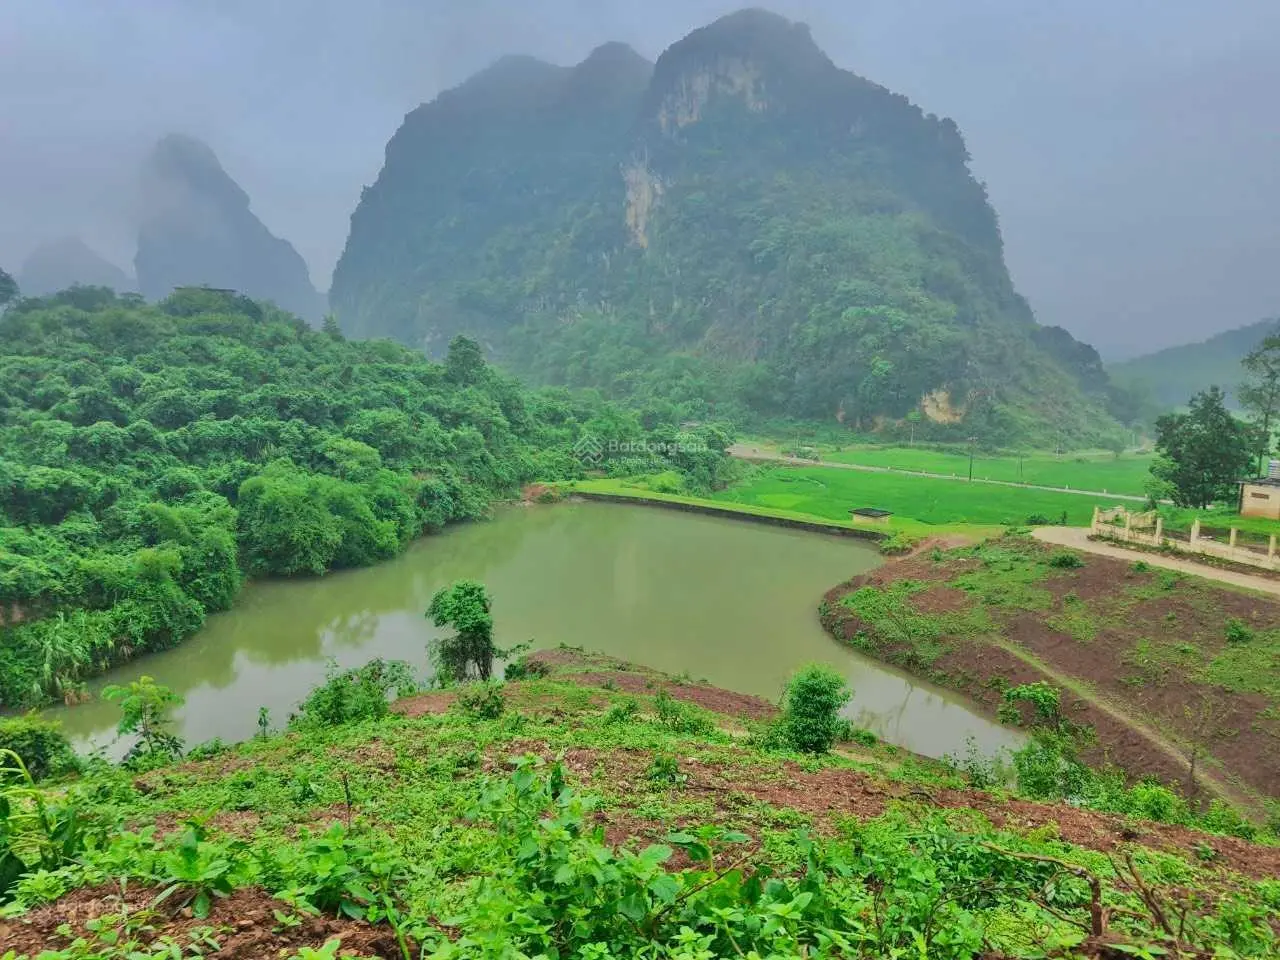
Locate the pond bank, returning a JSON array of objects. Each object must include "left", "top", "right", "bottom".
[
  {"left": 819, "top": 536, "right": 1278, "bottom": 814},
  {"left": 568, "top": 489, "right": 886, "bottom": 541}
]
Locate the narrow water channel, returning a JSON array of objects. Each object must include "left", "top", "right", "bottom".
[{"left": 49, "top": 501, "right": 1022, "bottom": 760}]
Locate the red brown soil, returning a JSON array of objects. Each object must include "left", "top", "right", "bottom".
[
  {"left": 391, "top": 691, "right": 455, "bottom": 717},
  {"left": 0, "top": 886, "right": 412, "bottom": 959},
  {"left": 822, "top": 540, "right": 1280, "bottom": 801}
]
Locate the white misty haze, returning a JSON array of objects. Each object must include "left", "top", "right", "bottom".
[{"left": 1, "top": 0, "right": 1277, "bottom": 357}]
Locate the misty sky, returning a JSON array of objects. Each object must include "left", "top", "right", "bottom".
[{"left": 2, "top": 1, "right": 1277, "bottom": 358}]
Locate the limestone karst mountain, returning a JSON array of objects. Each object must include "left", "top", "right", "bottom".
[
  {"left": 331, "top": 9, "right": 1128, "bottom": 443},
  {"left": 135, "top": 134, "right": 325, "bottom": 323}
]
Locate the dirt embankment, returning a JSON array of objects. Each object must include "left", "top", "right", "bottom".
[{"left": 821, "top": 541, "right": 1280, "bottom": 803}]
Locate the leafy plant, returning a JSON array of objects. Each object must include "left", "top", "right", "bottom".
[
  {"left": 0, "top": 749, "right": 93, "bottom": 901},
  {"left": 651, "top": 689, "right": 715, "bottom": 735},
  {"left": 102, "top": 676, "right": 184, "bottom": 766},
  {"left": 645, "top": 751, "right": 686, "bottom": 787},
  {"left": 0, "top": 714, "right": 76, "bottom": 782},
  {"left": 455, "top": 681, "right": 505, "bottom": 720},
  {"left": 502, "top": 655, "right": 550, "bottom": 681},
  {"left": 154, "top": 820, "right": 240, "bottom": 919},
  {"left": 781, "top": 665, "right": 851, "bottom": 754},
  {"left": 1046, "top": 550, "right": 1084, "bottom": 569},
  {"left": 878, "top": 531, "right": 918, "bottom": 556},
  {"left": 291, "top": 659, "right": 415, "bottom": 728},
  {"left": 1224, "top": 617, "right": 1255, "bottom": 645}
]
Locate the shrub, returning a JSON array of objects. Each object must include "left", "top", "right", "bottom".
[
  {"left": 997, "top": 682, "right": 1064, "bottom": 728},
  {"left": 646, "top": 751, "right": 686, "bottom": 786},
  {"left": 503, "top": 656, "right": 550, "bottom": 681},
  {"left": 1025, "top": 514, "right": 1050, "bottom": 525},
  {"left": 1224, "top": 617, "right": 1255, "bottom": 645},
  {"left": 1047, "top": 551, "right": 1084, "bottom": 569},
  {"left": 652, "top": 689, "right": 716, "bottom": 735},
  {"left": 0, "top": 714, "right": 77, "bottom": 781},
  {"left": 1199, "top": 799, "right": 1257, "bottom": 840},
  {"left": 1122, "top": 782, "right": 1188, "bottom": 824},
  {"left": 1010, "top": 732, "right": 1092, "bottom": 801},
  {"left": 292, "top": 659, "right": 415, "bottom": 728},
  {"left": 878, "top": 531, "right": 918, "bottom": 556},
  {"left": 185, "top": 738, "right": 229, "bottom": 761},
  {"left": 456, "top": 681, "right": 505, "bottom": 720},
  {"left": 782, "top": 665, "right": 852, "bottom": 754},
  {"left": 605, "top": 697, "right": 639, "bottom": 724},
  {"left": 1131, "top": 560, "right": 1151, "bottom": 573}
]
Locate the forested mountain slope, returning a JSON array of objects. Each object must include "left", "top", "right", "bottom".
[
  {"left": 332, "top": 9, "right": 1129, "bottom": 445},
  {"left": 0, "top": 287, "right": 729, "bottom": 707},
  {"left": 1110, "top": 316, "right": 1280, "bottom": 410},
  {"left": 135, "top": 134, "right": 326, "bottom": 323}
]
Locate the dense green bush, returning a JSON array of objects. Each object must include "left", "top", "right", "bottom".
[
  {"left": 502, "top": 655, "right": 550, "bottom": 681},
  {"left": 0, "top": 714, "right": 76, "bottom": 781},
  {"left": 782, "top": 664, "right": 852, "bottom": 753},
  {"left": 1046, "top": 550, "right": 1085, "bottom": 569},
  {"left": 1224, "top": 617, "right": 1255, "bottom": 645},
  {"left": 0, "top": 289, "right": 734, "bottom": 707},
  {"left": 455, "top": 681, "right": 505, "bottom": 720},
  {"left": 291, "top": 659, "right": 416, "bottom": 728}
]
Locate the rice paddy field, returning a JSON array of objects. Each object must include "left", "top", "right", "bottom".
[
  {"left": 709, "top": 465, "right": 1108, "bottom": 529},
  {"left": 758, "top": 443, "right": 1154, "bottom": 497}
]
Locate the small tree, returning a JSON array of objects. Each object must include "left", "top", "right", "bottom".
[
  {"left": 1151, "top": 386, "right": 1254, "bottom": 508},
  {"left": 1239, "top": 332, "right": 1280, "bottom": 474},
  {"left": 782, "top": 665, "right": 851, "bottom": 754},
  {"left": 1182, "top": 694, "right": 1231, "bottom": 805},
  {"left": 0, "top": 267, "right": 16, "bottom": 309},
  {"left": 427, "top": 580, "right": 496, "bottom": 682},
  {"left": 102, "top": 675, "right": 184, "bottom": 764}
]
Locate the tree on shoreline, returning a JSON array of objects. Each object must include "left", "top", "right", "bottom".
[{"left": 427, "top": 580, "right": 496, "bottom": 682}]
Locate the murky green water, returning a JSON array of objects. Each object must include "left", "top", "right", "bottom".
[{"left": 49, "top": 502, "right": 1021, "bottom": 759}]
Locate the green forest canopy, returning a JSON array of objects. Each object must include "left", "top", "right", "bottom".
[{"left": 0, "top": 286, "right": 732, "bottom": 708}]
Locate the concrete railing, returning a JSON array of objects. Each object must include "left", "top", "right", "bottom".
[{"left": 1091, "top": 507, "right": 1280, "bottom": 571}]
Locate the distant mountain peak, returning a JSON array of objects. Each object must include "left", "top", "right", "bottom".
[
  {"left": 644, "top": 8, "right": 833, "bottom": 135},
  {"left": 135, "top": 134, "right": 324, "bottom": 321},
  {"left": 146, "top": 133, "right": 250, "bottom": 212},
  {"left": 19, "top": 237, "right": 135, "bottom": 296}
]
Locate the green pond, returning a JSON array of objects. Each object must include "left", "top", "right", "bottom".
[{"left": 50, "top": 501, "right": 1022, "bottom": 760}]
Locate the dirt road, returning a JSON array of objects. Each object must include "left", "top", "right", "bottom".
[
  {"left": 1033, "top": 525, "right": 1280, "bottom": 598},
  {"left": 728, "top": 444, "right": 1148, "bottom": 502}
]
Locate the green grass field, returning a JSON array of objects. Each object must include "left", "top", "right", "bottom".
[
  {"left": 746, "top": 442, "right": 1154, "bottom": 497},
  {"left": 711, "top": 465, "right": 1109, "bottom": 529}
]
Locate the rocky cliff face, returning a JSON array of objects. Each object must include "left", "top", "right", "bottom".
[
  {"left": 135, "top": 135, "right": 325, "bottom": 323},
  {"left": 330, "top": 9, "right": 1124, "bottom": 443},
  {"left": 19, "top": 237, "right": 135, "bottom": 296}
]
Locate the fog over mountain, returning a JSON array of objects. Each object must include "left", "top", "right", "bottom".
[
  {"left": 2, "top": 0, "right": 1277, "bottom": 356},
  {"left": 18, "top": 237, "right": 134, "bottom": 297}
]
